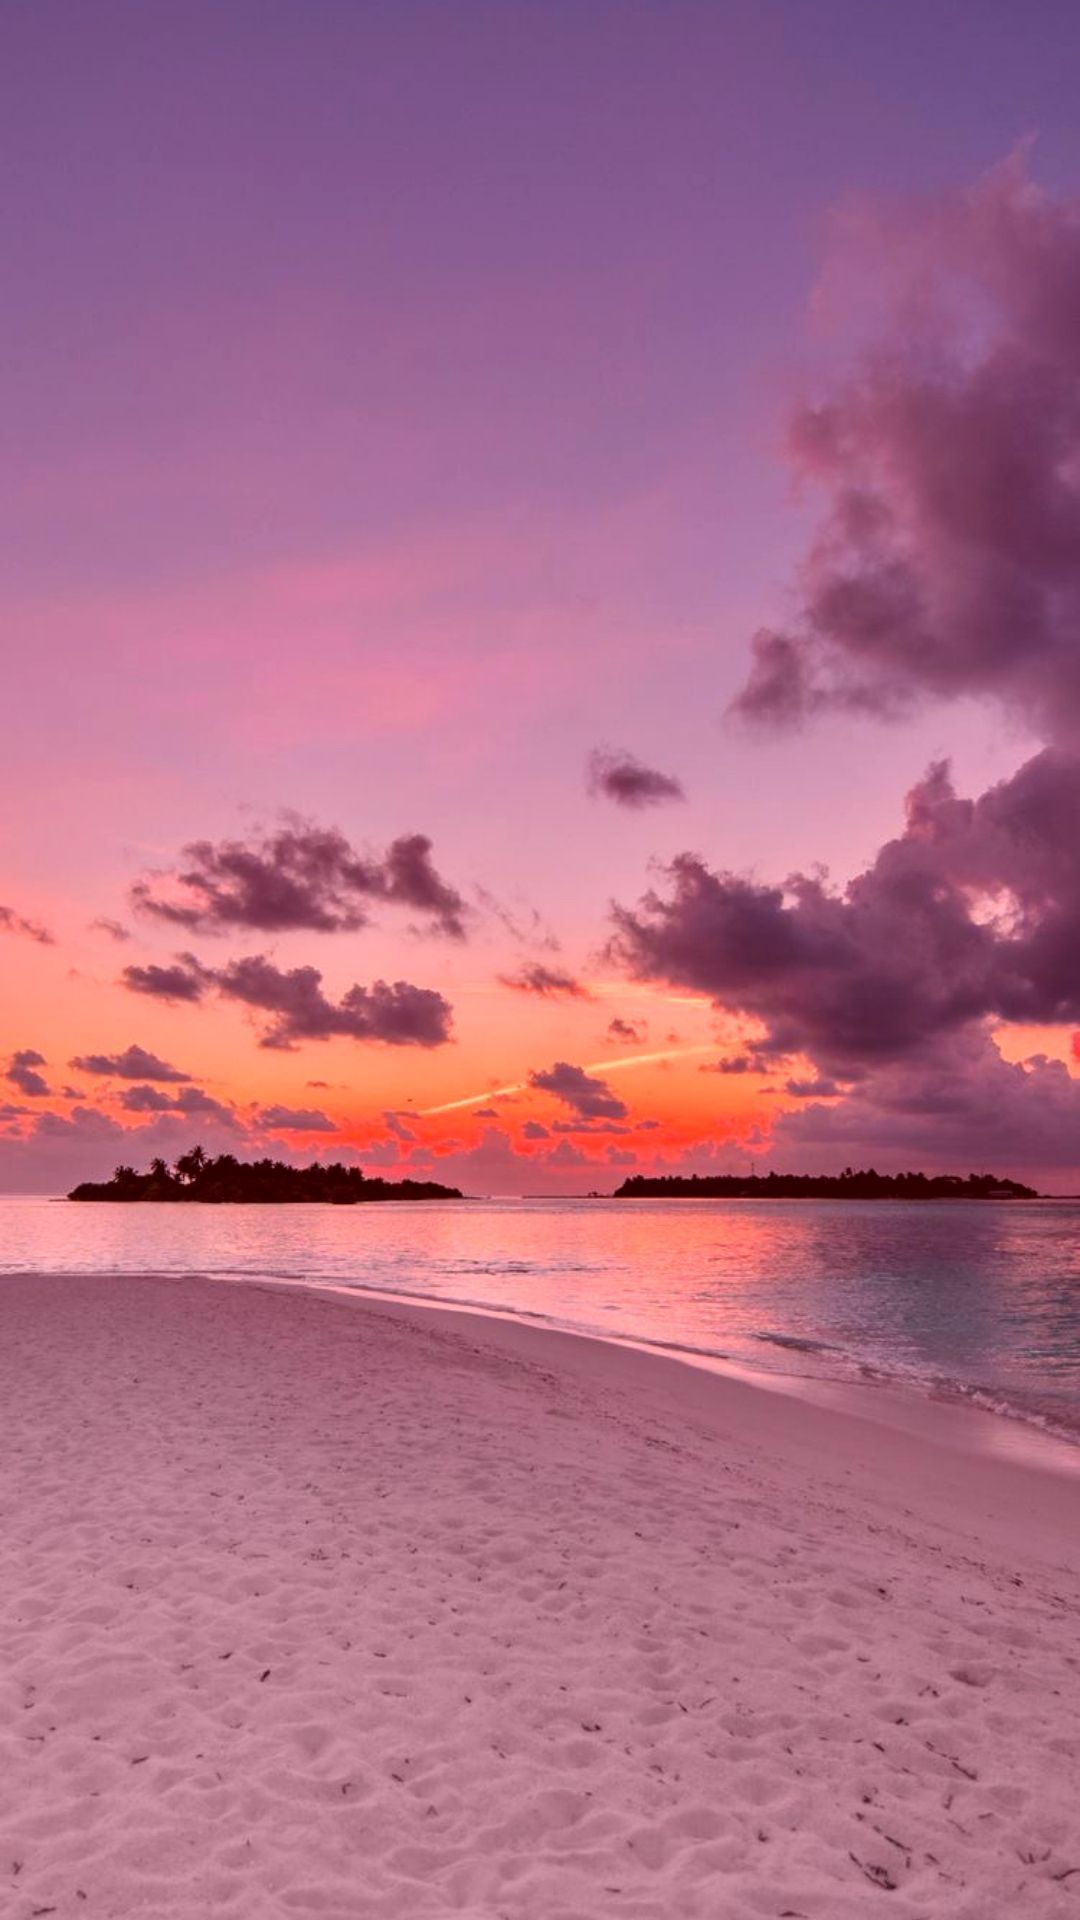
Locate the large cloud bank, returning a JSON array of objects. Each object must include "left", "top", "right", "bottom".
[
  {"left": 617, "top": 157, "right": 1080, "bottom": 1180},
  {"left": 733, "top": 154, "right": 1080, "bottom": 737}
]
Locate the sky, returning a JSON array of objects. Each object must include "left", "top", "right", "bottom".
[{"left": 4, "top": 0, "right": 1080, "bottom": 1194}]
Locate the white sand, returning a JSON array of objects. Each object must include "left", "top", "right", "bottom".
[{"left": 1, "top": 1273, "right": 1078, "bottom": 1919}]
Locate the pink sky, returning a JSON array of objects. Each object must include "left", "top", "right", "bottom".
[{"left": 4, "top": 4, "right": 1080, "bottom": 1192}]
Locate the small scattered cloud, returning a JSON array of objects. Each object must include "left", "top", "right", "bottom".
[
  {"left": 212, "top": 956, "right": 453, "bottom": 1051},
  {"left": 6, "top": 1049, "right": 50, "bottom": 1097},
  {"left": 91, "top": 918, "right": 131, "bottom": 943},
  {"left": 0, "top": 905, "right": 55, "bottom": 946},
  {"left": 257, "top": 1105, "right": 338, "bottom": 1132},
  {"left": 498, "top": 963, "right": 591, "bottom": 1000},
  {"left": 587, "top": 749, "right": 685, "bottom": 810},
  {"left": 132, "top": 818, "right": 467, "bottom": 939},
  {"left": 528, "top": 1060, "right": 629, "bottom": 1121},
  {"left": 607, "top": 1017, "right": 646, "bottom": 1043},
  {"left": 70, "top": 1044, "right": 191, "bottom": 1083},
  {"left": 119, "top": 949, "right": 453, "bottom": 1053},
  {"left": 121, "top": 955, "right": 209, "bottom": 1003}
]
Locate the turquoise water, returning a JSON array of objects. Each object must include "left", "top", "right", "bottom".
[{"left": 2, "top": 1194, "right": 1079, "bottom": 1444}]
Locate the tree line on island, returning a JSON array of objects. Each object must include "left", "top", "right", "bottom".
[
  {"left": 69, "top": 1147, "right": 463, "bottom": 1204},
  {"left": 612, "top": 1169, "right": 1039, "bottom": 1199}
]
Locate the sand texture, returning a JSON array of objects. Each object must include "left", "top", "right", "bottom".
[{"left": 1, "top": 1272, "right": 1078, "bottom": 1918}]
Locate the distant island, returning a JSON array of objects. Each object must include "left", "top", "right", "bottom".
[
  {"left": 69, "top": 1148, "right": 463, "bottom": 1205},
  {"left": 613, "top": 1169, "right": 1039, "bottom": 1200}
]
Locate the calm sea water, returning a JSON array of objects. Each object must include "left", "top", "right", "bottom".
[{"left": 2, "top": 1194, "right": 1079, "bottom": 1446}]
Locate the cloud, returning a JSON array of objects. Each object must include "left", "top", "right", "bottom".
[
  {"left": 587, "top": 749, "right": 685, "bottom": 809},
  {"left": 772, "top": 1030, "right": 1080, "bottom": 1182},
  {"left": 546, "top": 1139, "right": 589, "bottom": 1168},
  {"left": 383, "top": 1110, "right": 418, "bottom": 1142},
  {"left": 0, "top": 905, "right": 54, "bottom": 946},
  {"left": 699, "top": 1054, "right": 754, "bottom": 1075},
  {"left": 117, "top": 1085, "right": 175, "bottom": 1113},
  {"left": 731, "top": 154, "right": 1080, "bottom": 741},
  {"left": 118, "top": 949, "right": 453, "bottom": 1052},
  {"left": 91, "top": 918, "right": 131, "bottom": 943},
  {"left": 132, "top": 819, "right": 467, "bottom": 939},
  {"left": 257, "top": 1105, "right": 338, "bottom": 1132},
  {"left": 521, "top": 1120, "right": 550, "bottom": 1140},
  {"left": 473, "top": 1106, "right": 499, "bottom": 1118},
  {"left": 121, "top": 956, "right": 209, "bottom": 1003},
  {"left": 6, "top": 1049, "right": 50, "bottom": 1097},
  {"left": 212, "top": 955, "right": 453, "bottom": 1051},
  {"left": 118, "top": 1084, "right": 239, "bottom": 1125},
  {"left": 498, "top": 963, "right": 591, "bottom": 1000},
  {"left": 70, "top": 1044, "right": 191, "bottom": 1082},
  {"left": 611, "top": 748, "right": 1080, "bottom": 1082},
  {"left": 528, "top": 1060, "right": 629, "bottom": 1121},
  {"left": 607, "top": 1017, "right": 646, "bottom": 1043},
  {"left": 785, "top": 1075, "right": 841, "bottom": 1098}
]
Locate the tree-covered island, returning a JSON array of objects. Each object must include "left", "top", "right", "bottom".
[
  {"left": 613, "top": 1169, "right": 1038, "bottom": 1199},
  {"left": 69, "top": 1147, "right": 463, "bottom": 1204}
]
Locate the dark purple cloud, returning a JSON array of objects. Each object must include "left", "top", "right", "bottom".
[
  {"left": 70, "top": 1044, "right": 191, "bottom": 1082},
  {"left": 132, "top": 819, "right": 467, "bottom": 938},
  {"left": 607, "top": 1017, "right": 646, "bottom": 1043},
  {"left": 732, "top": 157, "right": 1080, "bottom": 741},
  {"left": 522, "top": 1119, "right": 550, "bottom": 1140},
  {"left": 117, "top": 1085, "right": 175, "bottom": 1113},
  {"left": 0, "top": 905, "right": 54, "bottom": 946},
  {"left": 611, "top": 747, "right": 1080, "bottom": 1080},
  {"left": 118, "top": 947, "right": 453, "bottom": 1052},
  {"left": 587, "top": 749, "right": 686, "bottom": 809},
  {"left": 528, "top": 1060, "right": 629, "bottom": 1121},
  {"left": 785, "top": 1075, "right": 841, "bottom": 1098},
  {"left": 213, "top": 955, "right": 453, "bottom": 1051},
  {"left": 257, "top": 1105, "right": 338, "bottom": 1132},
  {"left": 121, "top": 956, "right": 209, "bottom": 1003},
  {"left": 6, "top": 1049, "right": 50, "bottom": 1097},
  {"left": 118, "top": 1084, "right": 238, "bottom": 1124},
  {"left": 498, "top": 963, "right": 591, "bottom": 1000}
]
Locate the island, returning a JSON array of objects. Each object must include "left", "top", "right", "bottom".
[
  {"left": 612, "top": 1168, "right": 1039, "bottom": 1200},
  {"left": 69, "top": 1148, "right": 463, "bottom": 1204}
]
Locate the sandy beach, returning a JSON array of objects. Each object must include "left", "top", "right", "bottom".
[{"left": 1, "top": 1273, "right": 1078, "bottom": 1919}]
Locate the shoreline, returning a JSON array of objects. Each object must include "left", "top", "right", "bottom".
[
  {"left": 205, "top": 1266, "right": 1080, "bottom": 1484},
  {"left": 10, "top": 1249, "right": 1080, "bottom": 1474},
  {"left": 2, "top": 1270, "right": 1078, "bottom": 1917}
]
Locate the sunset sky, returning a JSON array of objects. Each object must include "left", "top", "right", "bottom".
[{"left": 5, "top": 2, "right": 1080, "bottom": 1193}]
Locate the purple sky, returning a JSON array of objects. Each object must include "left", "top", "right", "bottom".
[{"left": 4, "top": 3, "right": 1080, "bottom": 1192}]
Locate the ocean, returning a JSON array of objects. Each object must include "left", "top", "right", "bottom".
[{"left": 3, "top": 1193, "right": 1079, "bottom": 1451}]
